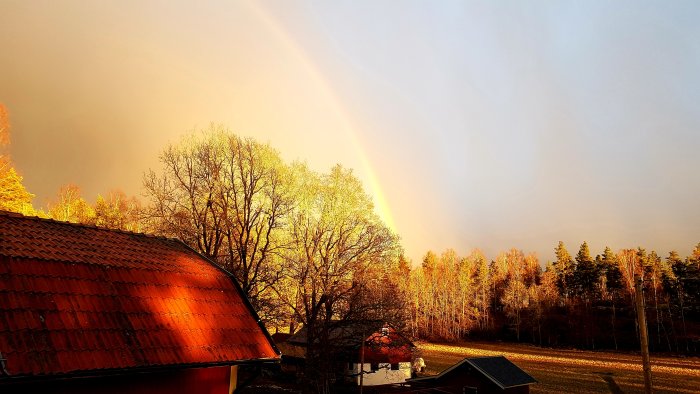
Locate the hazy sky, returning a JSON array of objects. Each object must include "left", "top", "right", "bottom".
[{"left": 1, "top": 0, "right": 699, "bottom": 263}]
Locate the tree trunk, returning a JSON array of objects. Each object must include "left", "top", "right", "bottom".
[{"left": 611, "top": 301, "right": 618, "bottom": 350}]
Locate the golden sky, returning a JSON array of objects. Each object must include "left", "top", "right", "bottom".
[{"left": 1, "top": 1, "right": 699, "bottom": 263}]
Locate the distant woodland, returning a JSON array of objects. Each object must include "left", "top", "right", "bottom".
[
  {"left": 2, "top": 105, "right": 699, "bottom": 371},
  {"left": 404, "top": 243, "right": 700, "bottom": 354}
]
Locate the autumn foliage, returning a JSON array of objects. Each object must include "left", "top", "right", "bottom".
[
  {"left": 0, "top": 104, "right": 35, "bottom": 216},
  {"left": 2, "top": 115, "right": 698, "bottom": 364},
  {"left": 406, "top": 242, "right": 700, "bottom": 354}
]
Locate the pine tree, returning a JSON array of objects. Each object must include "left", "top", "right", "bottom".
[
  {"left": 602, "top": 246, "right": 623, "bottom": 298},
  {"left": 691, "top": 243, "right": 700, "bottom": 268},
  {"left": 572, "top": 242, "right": 598, "bottom": 348},
  {"left": 669, "top": 250, "right": 700, "bottom": 352},
  {"left": 662, "top": 251, "right": 681, "bottom": 352},
  {"left": 574, "top": 241, "right": 599, "bottom": 301},
  {"left": 601, "top": 246, "right": 622, "bottom": 350},
  {"left": 553, "top": 241, "right": 574, "bottom": 301},
  {"left": 662, "top": 251, "right": 681, "bottom": 293},
  {"left": 637, "top": 247, "right": 649, "bottom": 280}
]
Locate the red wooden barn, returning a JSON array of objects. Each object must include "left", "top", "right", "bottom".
[{"left": 0, "top": 211, "right": 280, "bottom": 393}]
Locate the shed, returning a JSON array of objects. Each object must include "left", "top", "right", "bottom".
[
  {"left": 0, "top": 211, "right": 280, "bottom": 393},
  {"left": 408, "top": 356, "right": 536, "bottom": 394}
]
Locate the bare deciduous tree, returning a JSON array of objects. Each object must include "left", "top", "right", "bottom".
[{"left": 143, "top": 126, "right": 291, "bottom": 318}]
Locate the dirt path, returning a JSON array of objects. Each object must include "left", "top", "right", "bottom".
[{"left": 417, "top": 341, "right": 700, "bottom": 393}]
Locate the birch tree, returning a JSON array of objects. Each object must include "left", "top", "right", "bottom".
[{"left": 48, "top": 184, "right": 94, "bottom": 223}]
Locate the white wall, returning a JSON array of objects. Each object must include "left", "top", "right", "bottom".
[{"left": 349, "top": 362, "right": 412, "bottom": 386}]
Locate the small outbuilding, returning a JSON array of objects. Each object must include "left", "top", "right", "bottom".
[
  {"left": 408, "top": 356, "right": 536, "bottom": 394},
  {"left": 0, "top": 211, "right": 280, "bottom": 393},
  {"left": 282, "top": 321, "right": 416, "bottom": 386}
]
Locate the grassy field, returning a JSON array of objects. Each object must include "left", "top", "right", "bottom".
[{"left": 417, "top": 341, "right": 700, "bottom": 393}]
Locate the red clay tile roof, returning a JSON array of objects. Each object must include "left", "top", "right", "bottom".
[{"left": 0, "top": 211, "right": 279, "bottom": 379}]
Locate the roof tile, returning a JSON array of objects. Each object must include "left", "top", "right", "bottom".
[{"left": 0, "top": 212, "right": 278, "bottom": 378}]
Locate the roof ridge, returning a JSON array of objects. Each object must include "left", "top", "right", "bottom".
[
  {"left": 466, "top": 358, "right": 507, "bottom": 390},
  {"left": 0, "top": 209, "right": 178, "bottom": 242}
]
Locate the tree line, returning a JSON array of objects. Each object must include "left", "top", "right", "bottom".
[
  {"left": 404, "top": 242, "right": 700, "bottom": 354},
  {"left": 3, "top": 101, "right": 698, "bottom": 386},
  {"left": 1, "top": 104, "right": 143, "bottom": 229}
]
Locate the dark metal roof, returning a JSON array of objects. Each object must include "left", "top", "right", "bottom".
[
  {"left": 0, "top": 211, "right": 280, "bottom": 379},
  {"left": 466, "top": 356, "right": 537, "bottom": 389},
  {"left": 410, "top": 356, "right": 536, "bottom": 390},
  {"left": 287, "top": 320, "right": 384, "bottom": 347}
]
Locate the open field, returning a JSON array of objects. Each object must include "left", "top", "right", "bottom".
[{"left": 418, "top": 341, "right": 700, "bottom": 393}]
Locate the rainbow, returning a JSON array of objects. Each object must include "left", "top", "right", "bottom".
[{"left": 246, "top": 1, "right": 398, "bottom": 234}]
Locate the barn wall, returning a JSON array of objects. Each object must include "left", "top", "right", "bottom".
[
  {"left": 349, "top": 362, "right": 411, "bottom": 386},
  {"left": 1, "top": 365, "right": 233, "bottom": 394},
  {"left": 505, "top": 385, "right": 530, "bottom": 394},
  {"left": 362, "top": 344, "right": 413, "bottom": 364}
]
